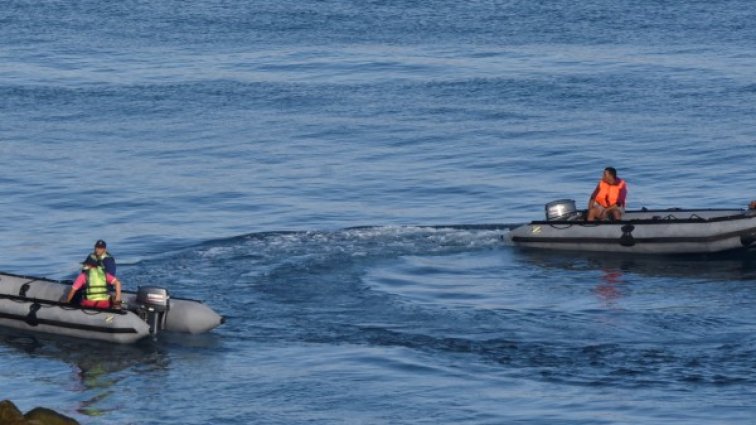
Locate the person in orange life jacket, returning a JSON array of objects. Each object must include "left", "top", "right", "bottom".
[
  {"left": 587, "top": 167, "right": 627, "bottom": 222},
  {"left": 750, "top": 201, "right": 756, "bottom": 210},
  {"left": 66, "top": 240, "right": 122, "bottom": 309}
]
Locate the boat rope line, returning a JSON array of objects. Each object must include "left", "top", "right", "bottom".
[
  {"left": 0, "top": 294, "right": 136, "bottom": 333},
  {"left": 512, "top": 226, "right": 756, "bottom": 246},
  {"left": 0, "top": 310, "right": 139, "bottom": 334},
  {"left": 0, "top": 293, "right": 128, "bottom": 315},
  {"left": 0, "top": 272, "right": 62, "bottom": 284},
  {"left": 528, "top": 210, "right": 750, "bottom": 226},
  {"left": 0, "top": 271, "right": 203, "bottom": 304}
]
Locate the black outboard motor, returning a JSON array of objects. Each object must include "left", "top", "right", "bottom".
[{"left": 136, "top": 286, "right": 170, "bottom": 335}]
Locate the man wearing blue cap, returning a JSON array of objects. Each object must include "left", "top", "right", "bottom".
[{"left": 66, "top": 240, "right": 122, "bottom": 309}]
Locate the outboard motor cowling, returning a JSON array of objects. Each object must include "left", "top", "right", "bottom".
[
  {"left": 545, "top": 199, "right": 579, "bottom": 221},
  {"left": 136, "top": 286, "right": 170, "bottom": 335}
]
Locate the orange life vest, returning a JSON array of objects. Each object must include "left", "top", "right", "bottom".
[{"left": 595, "top": 178, "right": 626, "bottom": 208}]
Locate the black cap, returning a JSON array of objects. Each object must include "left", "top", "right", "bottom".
[{"left": 94, "top": 240, "right": 107, "bottom": 248}]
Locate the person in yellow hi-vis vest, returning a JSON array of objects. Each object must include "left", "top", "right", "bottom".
[{"left": 66, "top": 240, "right": 123, "bottom": 309}]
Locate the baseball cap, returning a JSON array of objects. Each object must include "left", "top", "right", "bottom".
[{"left": 94, "top": 240, "right": 107, "bottom": 248}]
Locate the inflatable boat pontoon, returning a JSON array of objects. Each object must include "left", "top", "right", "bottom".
[
  {"left": 508, "top": 199, "right": 756, "bottom": 255},
  {"left": 0, "top": 272, "right": 224, "bottom": 344}
]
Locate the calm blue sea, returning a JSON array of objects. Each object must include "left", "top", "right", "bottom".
[{"left": 2, "top": 1, "right": 756, "bottom": 423}]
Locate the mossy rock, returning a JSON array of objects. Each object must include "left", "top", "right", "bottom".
[
  {"left": 25, "top": 407, "right": 79, "bottom": 425},
  {"left": 0, "top": 400, "right": 80, "bottom": 425},
  {"left": 0, "top": 400, "right": 26, "bottom": 424}
]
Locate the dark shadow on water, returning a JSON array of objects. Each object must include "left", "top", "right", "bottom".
[
  {"left": 0, "top": 328, "right": 221, "bottom": 417},
  {"left": 1, "top": 328, "right": 167, "bottom": 416},
  {"left": 513, "top": 247, "right": 756, "bottom": 281}
]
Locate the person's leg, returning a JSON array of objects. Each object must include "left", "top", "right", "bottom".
[
  {"left": 587, "top": 204, "right": 602, "bottom": 221},
  {"left": 587, "top": 206, "right": 596, "bottom": 221}
]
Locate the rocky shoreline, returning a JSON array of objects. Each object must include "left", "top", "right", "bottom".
[{"left": 0, "top": 400, "right": 80, "bottom": 425}]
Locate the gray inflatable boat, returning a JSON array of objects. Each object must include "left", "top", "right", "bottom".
[
  {"left": 0, "top": 272, "right": 224, "bottom": 344},
  {"left": 508, "top": 199, "right": 756, "bottom": 255}
]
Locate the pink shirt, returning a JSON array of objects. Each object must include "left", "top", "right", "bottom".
[{"left": 72, "top": 271, "right": 117, "bottom": 290}]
